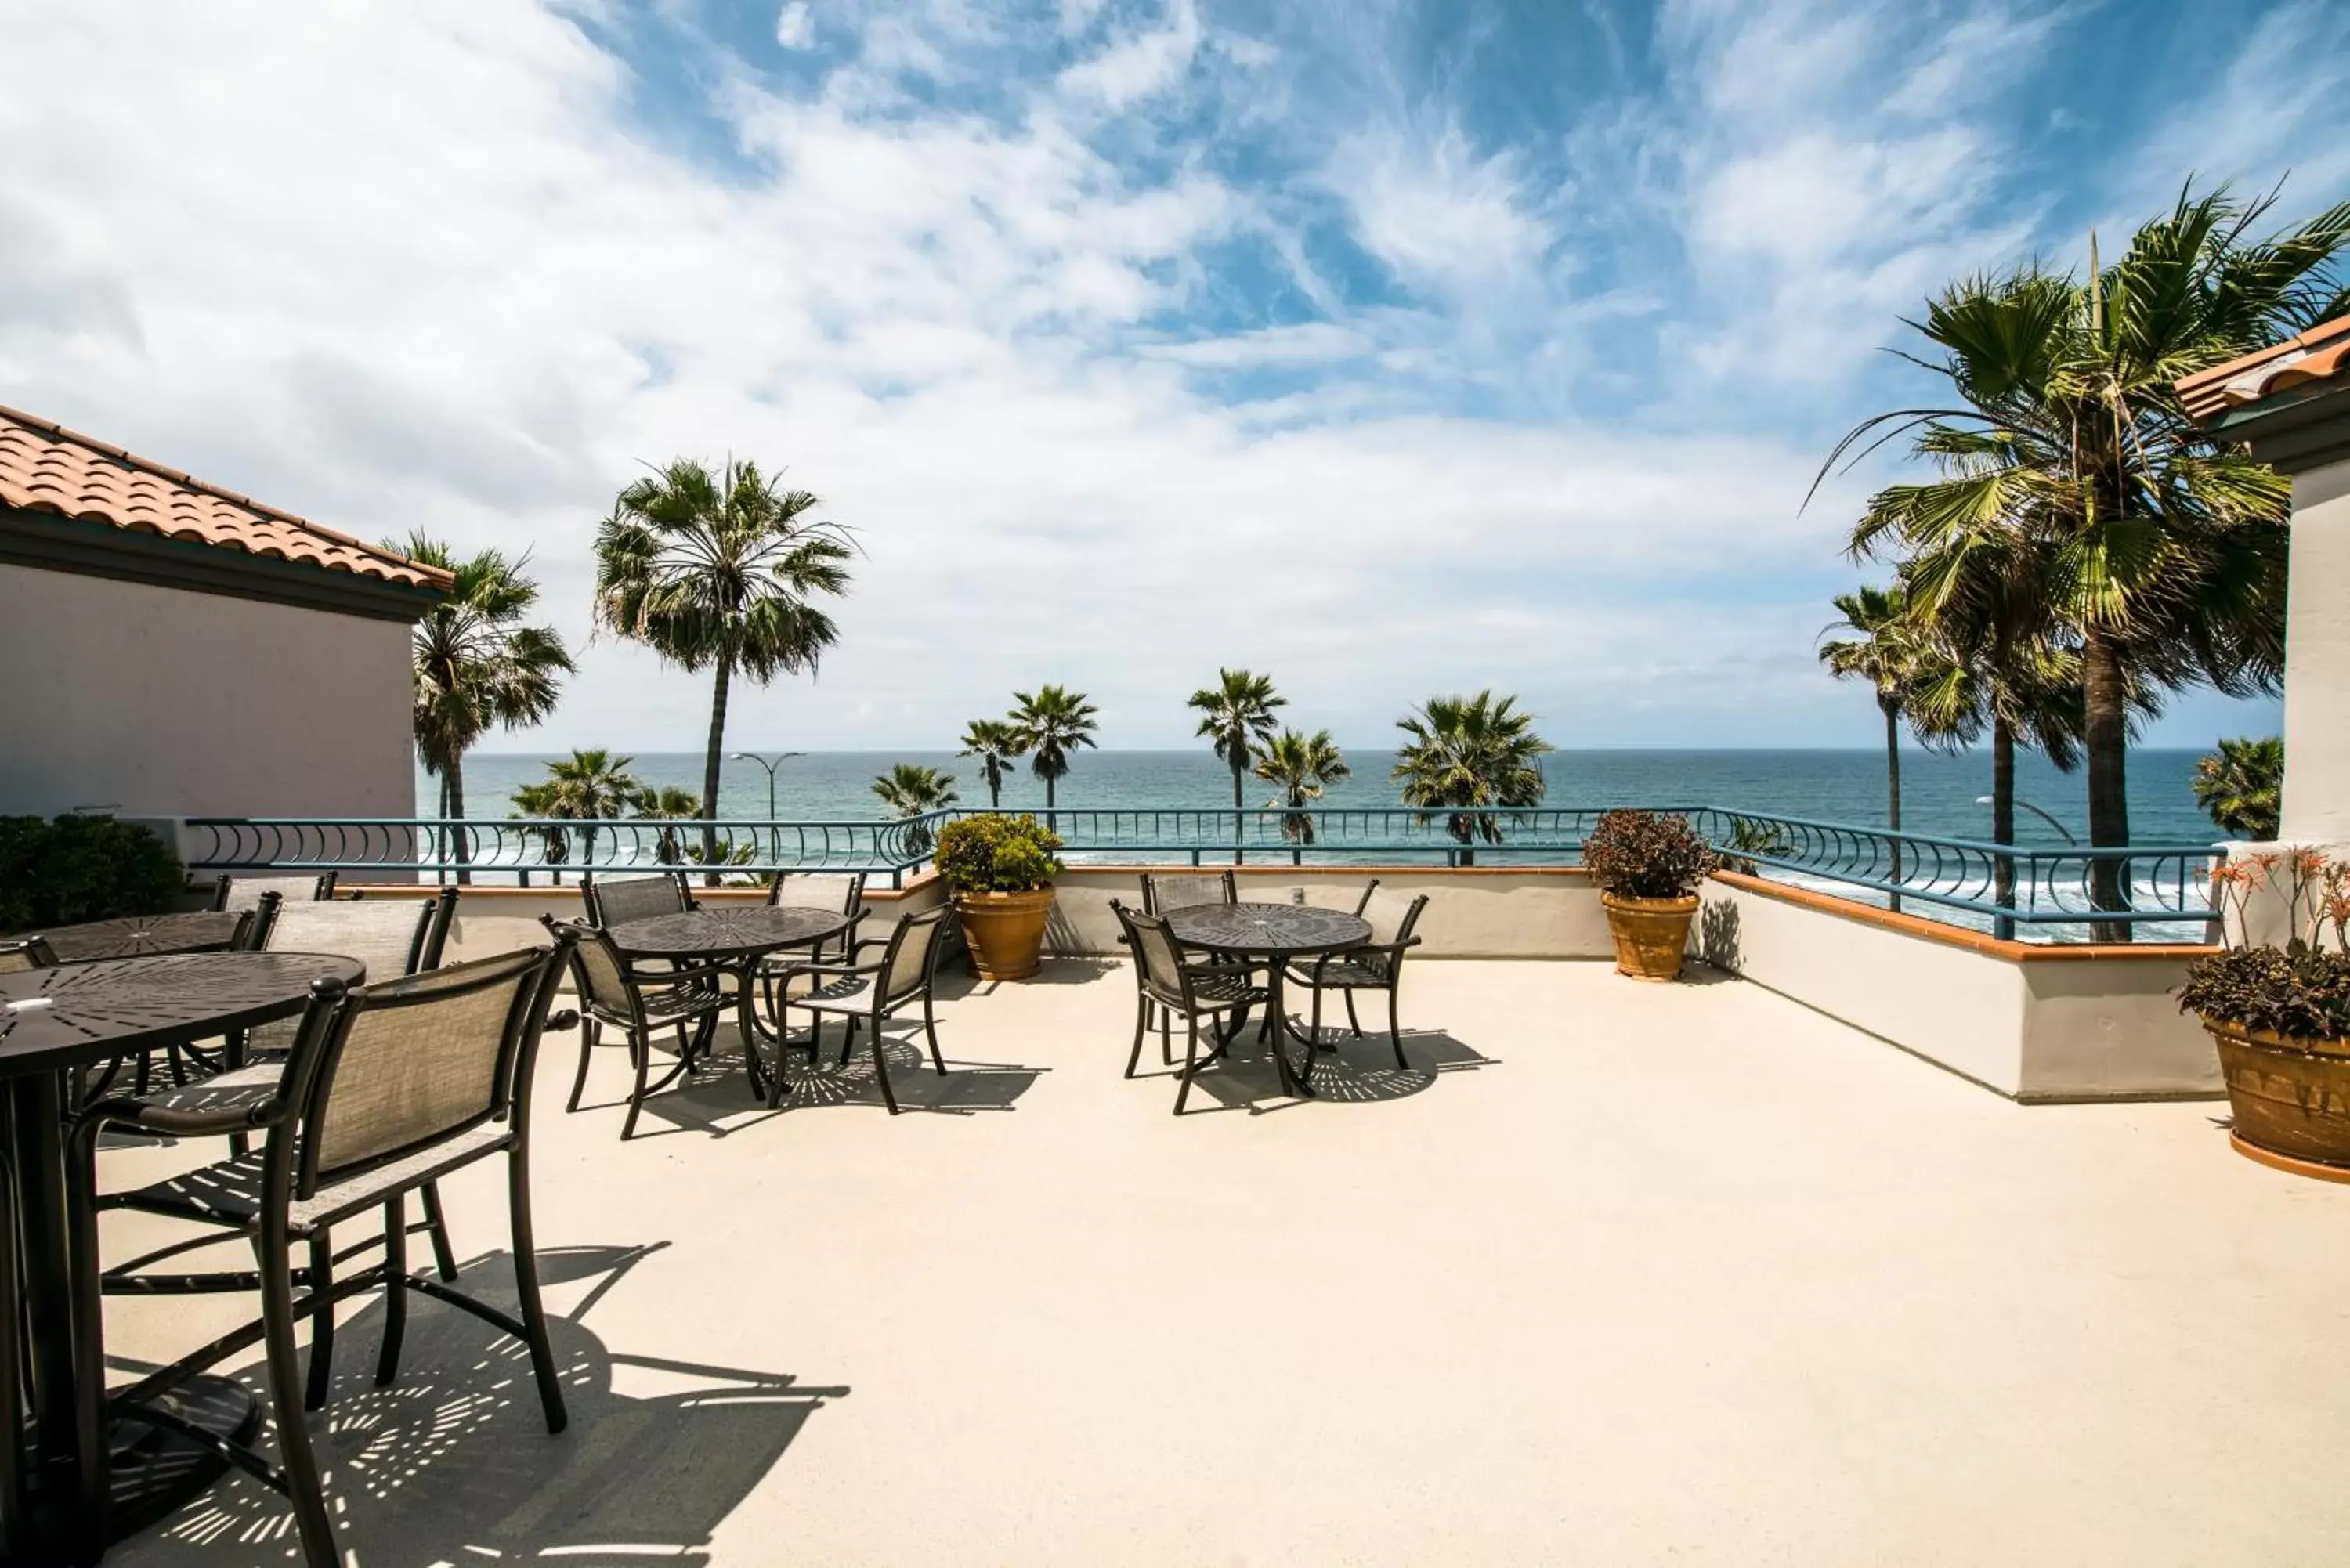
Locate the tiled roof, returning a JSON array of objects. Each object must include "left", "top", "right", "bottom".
[
  {"left": 2176, "top": 316, "right": 2350, "bottom": 422},
  {"left": 0, "top": 403, "right": 449, "bottom": 591}
]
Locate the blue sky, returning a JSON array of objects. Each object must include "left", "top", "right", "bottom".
[{"left": 4, "top": 0, "right": 2345, "bottom": 751}]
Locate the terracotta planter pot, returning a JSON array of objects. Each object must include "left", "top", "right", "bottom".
[
  {"left": 1600, "top": 892, "right": 1698, "bottom": 982},
  {"left": 952, "top": 887, "right": 1056, "bottom": 981},
  {"left": 2203, "top": 1017, "right": 2350, "bottom": 1178}
]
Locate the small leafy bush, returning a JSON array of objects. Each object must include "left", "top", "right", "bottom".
[
  {"left": 0, "top": 814, "right": 185, "bottom": 933},
  {"left": 934, "top": 814, "right": 1064, "bottom": 894},
  {"left": 1582, "top": 809, "right": 1717, "bottom": 901}
]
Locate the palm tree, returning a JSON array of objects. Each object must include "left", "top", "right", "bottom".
[
  {"left": 1391, "top": 692, "right": 1551, "bottom": 865},
  {"left": 959, "top": 719, "right": 1024, "bottom": 809},
  {"left": 1254, "top": 728, "right": 1350, "bottom": 847},
  {"left": 1188, "top": 667, "right": 1285, "bottom": 803},
  {"left": 393, "top": 533, "right": 573, "bottom": 882},
  {"left": 2193, "top": 736, "right": 2283, "bottom": 840},
  {"left": 509, "top": 780, "right": 571, "bottom": 880},
  {"left": 595, "top": 457, "right": 854, "bottom": 876},
  {"left": 873, "top": 764, "right": 960, "bottom": 857},
  {"left": 1819, "top": 583, "right": 1935, "bottom": 908},
  {"left": 514, "top": 749, "right": 643, "bottom": 876},
  {"left": 634, "top": 785, "right": 705, "bottom": 865},
  {"left": 1009, "top": 685, "right": 1099, "bottom": 818},
  {"left": 1823, "top": 185, "right": 2345, "bottom": 931}
]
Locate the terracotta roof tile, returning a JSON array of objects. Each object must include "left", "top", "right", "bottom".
[
  {"left": 0, "top": 404, "right": 449, "bottom": 592},
  {"left": 2176, "top": 316, "right": 2350, "bottom": 422}
]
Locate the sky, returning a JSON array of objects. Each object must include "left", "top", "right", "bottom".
[{"left": 4, "top": 0, "right": 2346, "bottom": 753}]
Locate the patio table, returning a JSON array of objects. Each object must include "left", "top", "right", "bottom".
[
  {"left": 1162, "top": 902, "right": 1371, "bottom": 1097},
  {"left": 607, "top": 906, "right": 850, "bottom": 1103},
  {"left": 0, "top": 950, "right": 365, "bottom": 1563},
  {"left": 27, "top": 912, "right": 247, "bottom": 963}
]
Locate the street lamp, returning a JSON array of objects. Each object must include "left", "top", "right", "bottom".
[
  {"left": 732, "top": 751, "right": 803, "bottom": 864},
  {"left": 1976, "top": 795, "right": 2077, "bottom": 845}
]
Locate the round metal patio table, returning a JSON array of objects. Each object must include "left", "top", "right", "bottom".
[
  {"left": 1162, "top": 903, "right": 1371, "bottom": 1097},
  {"left": 27, "top": 911, "right": 248, "bottom": 964},
  {"left": 0, "top": 951, "right": 365, "bottom": 1562},
  {"left": 607, "top": 907, "right": 851, "bottom": 1103}
]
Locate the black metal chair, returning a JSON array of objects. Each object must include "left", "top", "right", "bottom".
[
  {"left": 1139, "top": 870, "right": 1236, "bottom": 915},
  {"left": 212, "top": 871, "right": 338, "bottom": 912},
  {"left": 67, "top": 941, "right": 580, "bottom": 1567},
  {"left": 770, "top": 908, "right": 953, "bottom": 1114},
  {"left": 1289, "top": 888, "right": 1428, "bottom": 1070},
  {"left": 542, "top": 916, "right": 733, "bottom": 1138},
  {"left": 581, "top": 870, "right": 695, "bottom": 929},
  {"left": 1110, "top": 901, "right": 1260, "bottom": 1115},
  {"left": 757, "top": 871, "right": 869, "bottom": 1028}
]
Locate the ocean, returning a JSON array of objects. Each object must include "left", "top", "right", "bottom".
[{"left": 431, "top": 746, "right": 2222, "bottom": 849}]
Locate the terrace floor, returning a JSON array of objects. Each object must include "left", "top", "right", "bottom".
[{"left": 103, "top": 958, "right": 2350, "bottom": 1567}]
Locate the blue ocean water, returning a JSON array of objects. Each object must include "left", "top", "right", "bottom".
[{"left": 432, "top": 746, "right": 2222, "bottom": 849}]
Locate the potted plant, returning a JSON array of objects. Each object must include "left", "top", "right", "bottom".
[
  {"left": 1582, "top": 809, "right": 1718, "bottom": 981},
  {"left": 2179, "top": 851, "right": 2350, "bottom": 1179},
  {"left": 934, "top": 814, "right": 1065, "bottom": 981}
]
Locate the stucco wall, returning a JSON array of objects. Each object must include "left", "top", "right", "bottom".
[
  {"left": 2283, "top": 457, "right": 2350, "bottom": 843},
  {"left": 1693, "top": 874, "right": 2218, "bottom": 1100},
  {"left": 0, "top": 564, "right": 414, "bottom": 819}
]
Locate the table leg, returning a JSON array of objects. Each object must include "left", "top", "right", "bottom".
[
  {"left": 5, "top": 1074, "right": 89, "bottom": 1561},
  {"left": 1261, "top": 970, "right": 1313, "bottom": 1097},
  {"left": 739, "top": 965, "right": 787, "bottom": 1106}
]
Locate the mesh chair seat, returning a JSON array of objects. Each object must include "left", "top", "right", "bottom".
[
  {"left": 109, "top": 1123, "right": 512, "bottom": 1233},
  {"left": 580, "top": 977, "right": 725, "bottom": 1031},
  {"left": 122, "top": 1061, "right": 284, "bottom": 1120},
  {"left": 1152, "top": 966, "right": 1256, "bottom": 1010},
  {"left": 1283, "top": 955, "right": 1390, "bottom": 989}
]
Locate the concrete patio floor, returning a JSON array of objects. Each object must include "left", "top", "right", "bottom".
[{"left": 102, "top": 957, "right": 2350, "bottom": 1566}]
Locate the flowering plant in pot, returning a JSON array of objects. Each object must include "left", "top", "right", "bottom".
[
  {"left": 2179, "top": 850, "right": 2350, "bottom": 1180},
  {"left": 934, "top": 814, "right": 1065, "bottom": 981},
  {"left": 1582, "top": 809, "right": 1718, "bottom": 981}
]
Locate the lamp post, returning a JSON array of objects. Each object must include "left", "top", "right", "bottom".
[
  {"left": 1975, "top": 796, "right": 2077, "bottom": 844},
  {"left": 732, "top": 751, "right": 803, "bottom": 865}
]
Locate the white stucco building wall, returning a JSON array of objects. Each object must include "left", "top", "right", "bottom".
[
  {"left": 0, "top": 562, "right": 417, "bottom": 819},
  {"left": 2280, "top": 457, "right": 2350, "bottom": 844}
]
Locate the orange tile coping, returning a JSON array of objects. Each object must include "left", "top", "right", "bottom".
[
  {"left": 1709, "top": 869, "right": 2214, "bottom": 963},
  {"left": 0, "top": 403, "right": 448, "bottom": 590},
  {"left": 2176, "top": 316, "right": 2350, "bottom": 421},
  {"left": 341, "top": 875, "right": 939, "bottom": 903}
]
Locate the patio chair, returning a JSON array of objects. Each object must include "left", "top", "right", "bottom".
[
  {"left": 0, "top": 935, "right": 56, "bottom": 971},
  {"left": 541, "top": 916, "right": 733, "bottom": 1139},
  {"left": 769, "top": 907, "right": 953, "bottom": 1115},
  {"left": 581, "top": 870, "right": 695, "bottom": 929},
  {"left": 212, "top": 871, "right": 338, "bottom": 912},
  {"left": 1110, "top": 901, "right": 1257, "bottom": 1115},
  {"left": 69, "top": 941, "right": 578, "bottom": 1567},
  {"left": 1287, "top": 888, "right": 1428, "bottom": 1071},
  {"left": 757, "top": 871, "right": 868, "bottom": 1019},
  {"left": 1139, "top": 870, "right": 1236, "bottom": 915}
]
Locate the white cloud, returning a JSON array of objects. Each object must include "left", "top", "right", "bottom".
[
  {"left": 1326, "top": 123, "right": 1552, "bottom": 302},
  {"left": 1057, "top": 0, "right": 1201, "bottom": 110},
  {"left": 776, "top": 2, "right": 813, "bottom": 49}
]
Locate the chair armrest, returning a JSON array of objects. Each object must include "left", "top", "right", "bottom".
[
  {"left": 544, "top": 1009, "right": 580, "bottom": 1033},
  {"left": 774, "top": 958, "right": 888, "bottom": 981},
  {"left": 78, "top": 1093, "right": 278, "bottom": 1139},
  {"left": 621, "top": 958, "right": 732, "bottom": 988}
]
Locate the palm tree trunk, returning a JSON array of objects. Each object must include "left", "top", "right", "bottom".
[
  {"left": 1231, "top": 753, "right": 1244, "bottom": 862},
  {"left": 1882, "top": 695, "right": 1904, "bottom": 915},
  {"left": 2082, "top": 624, "right": 2132, "bottom": 941},
  {"left": 447, "top": 759, "right": 472, "bottom": 887},
  {"left": 701, "top": 653, "right": 732, "bottom": 887},
  {"left": 988, "top": 766, "right": 1001, "bottom": 811},
  {"left": 1990, "top": 713, "right": 2016, "bottom": 916}
]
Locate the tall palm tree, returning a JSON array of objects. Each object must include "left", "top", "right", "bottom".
[
  {"left": 393, "top": 533, "right": 573, "bottom": 883},
  {"left": 1819, "top": 583, "right": 1936, "bottom": 907},
  {"left": 959, "top": 718, "right": 1024, "bottom": 809},
  {"left": 1392, "top": 692, "right": 1551, "bottom": 865},
  {"left": 1009, "top": 685, "right": 1099, "bottom": 817},
  {"left": 1254, "top": 728, "right": 1350, "bottom": 847},
  {"left": 1823, "top": 185, "right": 2345, "bottom": 930},
  {"left": 1188, "top": 669, "right": 1285, "bottom": 808},
  {"left": 595, "top": 457, "right": 854, "bottom": 876},
  {"left": 2193, "top": 736, "right": 2283, "bottom": 840},
  {"left": 873, "top": 764, "right": 960, "bottom": 857}
]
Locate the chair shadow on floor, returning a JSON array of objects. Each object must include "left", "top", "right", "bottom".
[
  {"left": 1152, "top": 1024, "right": 1496, "bottom": 1114},
  {"left": 110, "top": 1244, "right": 847, "bottom": 1568},
  {"left": 582, "top": 1018, "right": 1049, "bottom": 1138}
]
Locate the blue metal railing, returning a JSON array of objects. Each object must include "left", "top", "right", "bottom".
[{"left": 182, "top": 805, "right": 2223, "bottom": 942}]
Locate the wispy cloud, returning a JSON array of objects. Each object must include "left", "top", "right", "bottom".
[{"left": 0, "top": 0, "right": 2330, "bottom": 753}]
